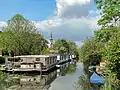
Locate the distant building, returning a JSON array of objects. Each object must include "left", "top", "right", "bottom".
[
  {"left": 50, "top": 32, "right": 53, "bottom": 49},
  {"left": 49, "top": 32, "right": 57, "bottom": 53}
]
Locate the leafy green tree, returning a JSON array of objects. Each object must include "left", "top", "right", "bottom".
[
  {"left": 105, "top": 28, "right": 120, "bottom": 73},
  {"left": 67, "top": 40, "right": 77, "bottom": 57},
  {"left": 94, "top": 0, "right": 120, "bottom": 75},
  {"left": 0, "top": 14, "right": 48, "bottom": 56},
  {"left": 53, "top": 39, "right": 78, "bottom": 57},
  {"left": 79, "top": 39, "right": 102, "bottom": 68},
  {"left": 53, "top": 39, "right": 69, "bottom": 54},
  {"left": 94, "top": 26, "right": 118, "bottom": 43},
  {"left": 53, "top": 39, "right": 78, "bottom": 59},
  {"left": 95, "top": 0, "right": 120, "bottom": 27}
]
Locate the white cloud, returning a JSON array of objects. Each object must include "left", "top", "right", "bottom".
[
  {"left": 56, "top": 0, "right": 91, "bottom": 18},
  {"left": 0, "top": 22, "right": 7, "bottom": 31},
  {"left": 0, "top": 0, "right": 99, "bottom": 46},
  {"left": 33, "top": 0, "right": 99, "bottom": 42},
  {"left": 35, "top": 16, "right": 99, "bottom": 41}
]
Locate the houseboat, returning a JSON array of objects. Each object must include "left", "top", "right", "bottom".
[
  {"left": 57, "top": 54, "right": 71, "bottom": 64},
  {"left": 5, "top": 54, "right": 58, "bottom": 72}
]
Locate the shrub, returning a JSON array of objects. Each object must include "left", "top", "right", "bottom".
[{"left": 0, "top": 56, "right": 5, "bottom": 64}]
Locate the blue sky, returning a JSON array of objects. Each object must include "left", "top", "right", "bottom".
[
  {"left": 0, "top": 0, "right": 56, "bottom": 21},
  {"left": 0, "top": 0, "right": 96, "bottom": 21},
  {"left": 0, "top": 0, "right": 99, "bottom": 45}
]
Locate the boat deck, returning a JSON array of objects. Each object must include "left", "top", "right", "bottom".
[{"left": 7, "top": 68, "right": 42, "bottom": 72}]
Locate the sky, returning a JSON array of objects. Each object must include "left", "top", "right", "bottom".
[{"left": 0, "top": 0, "right": 100, "bottom": 46}]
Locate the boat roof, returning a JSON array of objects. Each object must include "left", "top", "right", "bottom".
[{"left": 14, "top": 54, "right": 58, "bottom": 58}]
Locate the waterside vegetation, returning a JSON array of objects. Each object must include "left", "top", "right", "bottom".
[{"left": 79, "top": 0, "right": 120, "bottom": 89}]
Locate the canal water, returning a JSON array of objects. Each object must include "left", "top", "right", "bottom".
[{"left": 0, "top": 63, "right": 87, "bottom": 90}]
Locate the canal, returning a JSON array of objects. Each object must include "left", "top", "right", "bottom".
[{"left": 0, "top": 63, "right": 87, "bottom": 90}]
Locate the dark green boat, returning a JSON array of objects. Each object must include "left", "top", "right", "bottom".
[{"left": 88, "top": 66, "right": 96, "bottom": 72}]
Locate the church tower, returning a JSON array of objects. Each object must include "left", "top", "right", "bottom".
[{"left": 50, "top": 32, "right": 53, "bottom": 49}]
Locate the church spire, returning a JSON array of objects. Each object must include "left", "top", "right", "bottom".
[{"left": 50, "top": 32, "right": 53, "bottom": 49}]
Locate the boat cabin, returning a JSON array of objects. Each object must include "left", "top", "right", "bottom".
[{"left": 5, "top": 54, "right": 58, "bottom": 71}]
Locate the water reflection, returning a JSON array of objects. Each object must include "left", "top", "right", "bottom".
[
  {"left": 57, "top": 62, "right": 77, "bottom": 76},
  {"left": 49, "top": 63, "right": 84, "bottom": 90},
  {"left": 0, "top": 63, "right": 85, "bottom": 90},
  {"left": 74, "top": 75, "right": 91, "bottom": 90},
  {"left": 6, "top": 70, "right": 57, "bottom": 90}
]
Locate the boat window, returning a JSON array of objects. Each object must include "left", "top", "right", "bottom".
[
  {"left": 53, "top": 57, "right": 54, "bottom": 63},
  {"left": 54, "top": 57, "right": 56, "bottom": 63},
  {"left": 46, "top": 58, "right": 49, "bottom": 64},
  {"left": 21, "top": 59, "right": 23, "bottom": 62},
  {"left": 36, "top": 58, "right": 40, "bottom": 61},
  {"left": 47, "top": 57, "right": 49, "bottom": 64},
  {"left": 50, "top": 57, "right": 51, "bottom": 64},
  {"left": 51, "top": 57, "right": 53, "bottom": 63},
  {"left": 51, "top": 57, "right": 53, "bottom": 64},
  {"left": 29, "top": 64, "right": 31, "bottom": 67},
  {"left": 60, "top": 56, "right": 62, "bottom": 60}
]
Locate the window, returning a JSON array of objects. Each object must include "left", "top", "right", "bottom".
[
  {"left": 50, "top": 57, "right": 51, "bottom": 64},
  {"left": 60, "top": 56, "right": 62, "bottom": 60},
  {"left": 49, "top": 58, "right": 50, "bottom": 64},
  {"left": 46, "top": 58, "right": 49, "bottom": 64},
  {"left": 53, "top": 57, "right": 54, "bottom": 63},
  {"left": 47, "top": 57, "right": 49, "bottom": 64},
  {"left": 21, "top": 59, "right": 23, "bottom": 62},
  {"left": 51, "top": 57, "right": 54, "bottom": 63},
  {"left": 29, "top": 64, "right": 31, "bottom": 67},
  {"left": 54, "top": 57, "right": 56, "bottom": 63},
  {"left": 55, "top": 57, "right": 57, "bottom": 62},
  {"left": 36, "top": 58, "right": 40, "bottom": 61}
]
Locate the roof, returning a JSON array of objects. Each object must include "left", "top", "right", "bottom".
[{"left": 14, "top": 54, "right": 58, "bottom": 58}]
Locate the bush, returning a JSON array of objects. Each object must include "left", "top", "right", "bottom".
[
  {"left": 0, "top": 56, "right": 5, "bottom": 64},
  {"left": 100, "top": 72, "right": 120, "bottom": 90}
]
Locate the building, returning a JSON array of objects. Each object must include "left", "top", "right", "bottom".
[
  {"left": 50, "top": 32, "right": 53, "bottom": 49},
  {"left": 5, "top": 54, "right": 58, "bottom": 72}
]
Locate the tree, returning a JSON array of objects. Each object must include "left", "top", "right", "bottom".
[
  {"left": 79, "top": 39, "right": 102, "bottom": 68},
  {"left": 94, "top": 26, "right": 118, "bottom": 43},
  {"left": 53, "top": 39, "right": 69, "bottom": 54},
  {"left": 105, "top": 28, "right": 120, "bottom": 73},
  {"left": 67, "top": 40, "right": 77, "bottom": 56},
  {"left": 0, "top": 14, "right": 48, "bottom": 56},
  {"left": 95, "top": 0, "right": 120, "bottom": 75},
  {"left": 95, "top": 0, "right": 120, "bottom": 27},
  {"left": 53, "top": 39, "right": 78, "bottom": 59}
]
